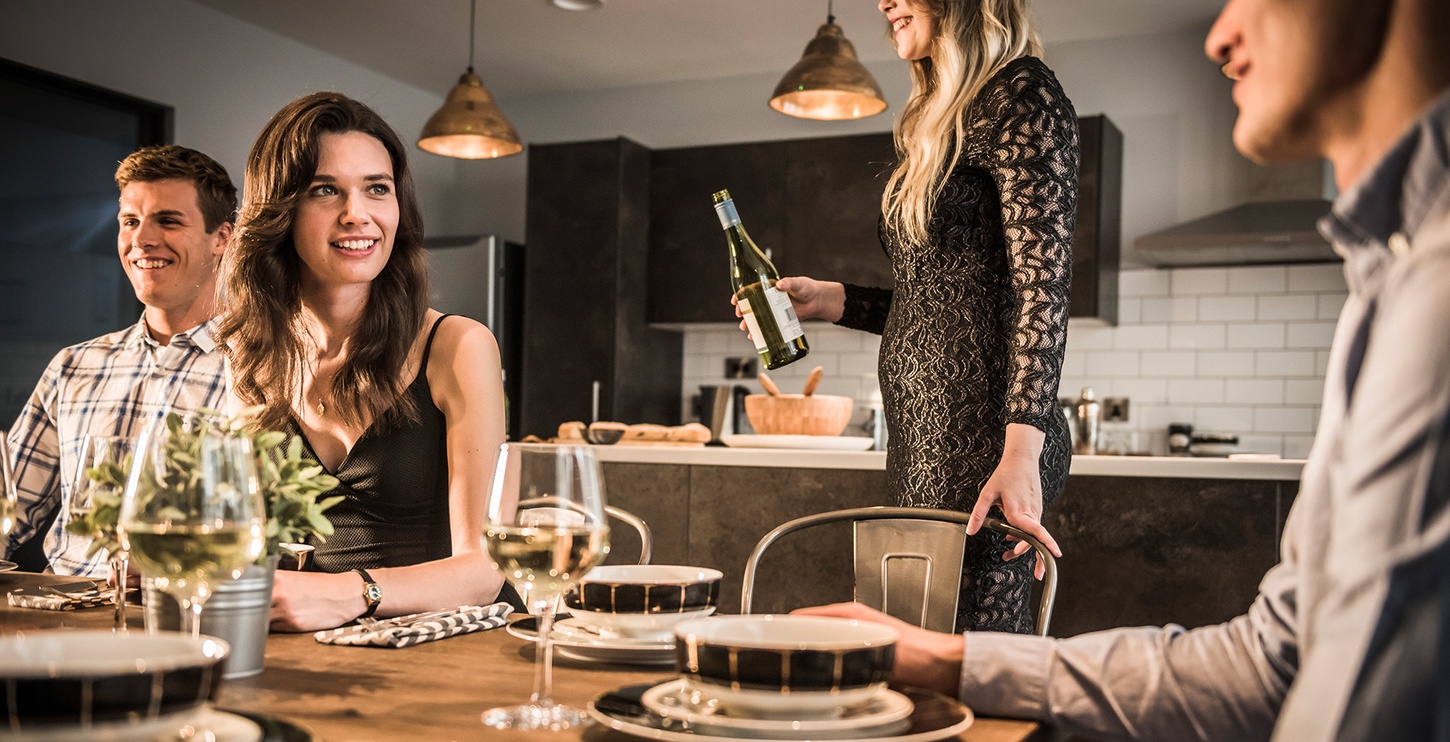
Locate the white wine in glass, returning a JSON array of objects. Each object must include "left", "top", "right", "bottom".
[
  {"left": 68, "top": 435, "right": 135, "bottom": 631},
  {"left": 482, "top": 444, "right": 609, "bottom": 731},
  {"left": 120, "top": 413, "right": 265, "bottom": 639}
]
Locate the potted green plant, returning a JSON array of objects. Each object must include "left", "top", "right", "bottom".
[{"left": 72, "top": 408, "right": 342, "bottom": 677}]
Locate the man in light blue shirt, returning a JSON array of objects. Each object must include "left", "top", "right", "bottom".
[{"left": 804, "top": 0, "right": 1450, "bottom": 739}]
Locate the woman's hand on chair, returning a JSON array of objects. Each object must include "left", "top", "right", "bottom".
[{"left": 970, "top": 434, "right": 1062, "bottom": 580}]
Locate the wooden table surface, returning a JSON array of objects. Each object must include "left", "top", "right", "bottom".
[{"left": 0, "top": 572, "right": 1049, "bottom": 742}]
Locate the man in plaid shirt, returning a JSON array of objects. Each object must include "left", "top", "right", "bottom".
[{"left": 2, "top": 145, "right": 236, "bottom": 576}]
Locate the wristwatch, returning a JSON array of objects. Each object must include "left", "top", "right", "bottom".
[{"left": 354, "top": 568, "right": 382, "bottom": 618}]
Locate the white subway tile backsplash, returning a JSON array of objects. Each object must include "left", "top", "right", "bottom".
[
  {"left": 1140, "top": 297, "right": 1197, "bottom": 323},
  {"left": 1167, "top": 378, "right": 1225, "bottom": 404},
  {"left": 1257, "top": 294, "right": 1318, "bottom": 321},
  {"left": 1285, "top": 379, "right": 1325, "bottom": 405},
  {"left": 1113, "top": 324, "right": 1170, "bottom": 350},
  {"left": 1119, "top": 270, "right": 1171, "bottom": 298},
  {"left": 1141, "top": 351, "right": 1198, "bottom": 377},
  {"left": 1317, "top": 293, "right": 1348, "bottom": 320},
  {"left": 1171, "top": 267, "right": 1228, "bottom": 295},
  {"left": 1168, "top": 324, "right": 1227, "bottom": 349},
  {"left": 1256, "top": 350, "right": 1317, "bottom": 377},
  {"left": 1227, "top": 379, "right": 1285, "bottom": 404},
  {"left": 1228, "top": 266, "right": 1286, "bottom": 294},
  {"left": 1228, "top": 323, "right": 1286, "bottom": 349},
  {"left": 1198, "top": 296, "right": 1257, "bottom": 322},
  {"left": 1287, "top": 322, "right": 1337, "bottom": 348},
  {"left": 1254, "top": 406, "right": 1316, "bottom": 434},
  {"left": 1196, "top": 406, "right": 1254, "bottom": 431},
  {"left": 1288, "top": 263, "right": 1347, "bottom": 292},
  {"left": 1086, "top": 351, "right": 1140, "bottom": 377},
  {"left": 681, "top": 262, "right": 1340, "bottom": 462},
  {"left": 1197, "top": 351, "right": 1258, "bottom": 377}
]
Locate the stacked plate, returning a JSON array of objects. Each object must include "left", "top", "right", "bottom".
[{"left": 506, "top": 615, "right": 676, "bottom": 665}]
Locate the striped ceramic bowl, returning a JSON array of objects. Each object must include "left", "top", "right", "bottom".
[{"left": 564, "top": 565, "right": 722, "bottom": 639}]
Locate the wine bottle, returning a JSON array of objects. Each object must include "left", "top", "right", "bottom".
[{"left": 712, "top": 189, "right": 810, "bottom": 370}]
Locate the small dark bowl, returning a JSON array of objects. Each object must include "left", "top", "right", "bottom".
[
  {"left": 564, "top": 565, "right": 722, "bottom": 639},
  {"left": 673, "top": 615, "right": 897, "bottom": 719},
  {"left": 0, "top": 630, "right": 229, "bottom": 738}
]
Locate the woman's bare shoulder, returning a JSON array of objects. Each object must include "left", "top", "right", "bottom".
[{"left": 423, "top": 311, "right": 500, "bottom": 368}]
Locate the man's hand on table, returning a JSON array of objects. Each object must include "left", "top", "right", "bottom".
[{"left": 792, "top": 602, "right": 964, "bottom": 698}]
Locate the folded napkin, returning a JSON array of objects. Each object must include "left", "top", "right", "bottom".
[
  {"left": 314, "top": 603, "right": 513, "bottom": 648},
  {"left": 7, "top": 583, "right": 116, "bottom": 611}
]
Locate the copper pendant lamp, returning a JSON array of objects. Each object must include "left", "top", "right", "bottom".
[
  {"left": 770, "top": 0, "right": 888, "bottom": 121},
  {"left": 418, "top": 0, "right": 523, "bottom": 159}
]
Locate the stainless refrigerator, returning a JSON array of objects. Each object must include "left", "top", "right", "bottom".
[{"left": 425, "top": 234, "right": 526, "bottom": 438}]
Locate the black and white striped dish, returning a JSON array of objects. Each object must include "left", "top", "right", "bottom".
[
  {"left": 673, "top": 615, "right": 897, "bottom": 719},
  {"left": 565, "top": 565, "right": 722, "bottom": 614},
  {"left": 0, "top": 631, "right": 228, "bottom": 734}
]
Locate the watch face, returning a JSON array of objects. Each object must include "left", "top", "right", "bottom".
[{"left": 365, "top": 584, "right": 382, "bottom": 603}]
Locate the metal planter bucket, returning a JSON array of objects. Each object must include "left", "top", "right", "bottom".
[{"left": 144, "top": 557, "right": 276, "bottom": 679}]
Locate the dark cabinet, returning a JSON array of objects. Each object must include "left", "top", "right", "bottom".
[
  {"left": 519, "top": 138, "right": 682, "bottom": 438},
  {"left": 647, "top": 134, "right": 895, "bottom": 324},
  {"left": 645, "top": 120, "right": 1120, "bottom": 324},
  {"left": 1072, "top": 114, "right": 1122, "bottom": 324}
]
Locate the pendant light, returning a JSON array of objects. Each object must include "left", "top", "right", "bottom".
[
  {"left": 769, "top": 0, "right": 888, "bottom": 121},
  {"left": 418, "top": 0, "right": 523, "bottom": 159}
]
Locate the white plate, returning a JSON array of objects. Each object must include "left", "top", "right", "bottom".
[
  {"left": 553, "top": 617, "right": 676, "bottom": 645},
  {"left": 642, "top": 679, "right": 913, "bottom": 739},
  {"left": 0, "top": 708, "right": 260, "bottom": 742},
  {"left": 721, "top": 435, "right": 874, "bottom": 451},
  {"left": 589, "top": 682, "right": 973, "bottom": 742},
  {"left": 0, "top": 560, "right": 18, "bottom": 574},
  {"left": 506, "top": 616, "right": 675, "bottom": 665}
]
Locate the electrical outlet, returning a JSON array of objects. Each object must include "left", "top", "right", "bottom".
[
  {"left": 1103, "top": 397, "right": 1130, "bottom": 423},
  {"left": 725, "top": 357, "right": 758, "bottom": 379}
]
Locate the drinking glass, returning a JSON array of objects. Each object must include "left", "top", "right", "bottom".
[
  {"left": 482, "top": 444, "right": 610, "bottom": 731},
  {"left": 1, "top": 435, "right": 17, "bottom": 542},
  {"left": 120, "top": 413, "right": 265, "bottom": 639},
  {"left": 68, "top": 435, "right": 135, "bottom": 631}
]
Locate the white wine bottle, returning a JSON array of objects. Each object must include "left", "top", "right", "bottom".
[{"left": 712, "top": 189, "right": 810, "bottom": 370}]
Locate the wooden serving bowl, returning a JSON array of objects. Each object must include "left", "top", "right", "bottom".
[{"left": 744, "top": 393, "right": 854, "bottom": 436}]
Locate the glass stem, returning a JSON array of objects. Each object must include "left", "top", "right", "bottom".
[
  {"left": 110, "top": 551, "right": 128, "bottom": 633},
  {"left": 529, "top": 595, "right": 559, "bottom": 708},
  {"left": 178, "top": 597, "right": 204, "bottom": 639}
]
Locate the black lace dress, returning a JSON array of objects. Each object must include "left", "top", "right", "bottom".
[{"left": 838, "top": 57, "right": 1077, "bottom": 634}]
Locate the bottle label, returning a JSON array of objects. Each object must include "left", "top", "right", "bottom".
[
  {"left": 741, "top": 306, "right": 769, "bottom": 352},
  {"left": 765, "top": 286, "right": 804, "bottom": 342},
  {"left": 714, "top": 200, "right": 741, "bottom": 228}
]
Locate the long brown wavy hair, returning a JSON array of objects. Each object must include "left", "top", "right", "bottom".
[
  {"left": 882, "top": 0, "right": 1041, "bottom": 248},
  {"left": 217, "top": 92, "right": 429, "bottom": 433}
]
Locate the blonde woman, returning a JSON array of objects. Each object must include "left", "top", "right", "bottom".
[{"left": 764, "top": 0, "right": 1075, "bottom": 633}]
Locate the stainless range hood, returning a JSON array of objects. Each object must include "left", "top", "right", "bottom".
[{"left": 1135, "top": 160, "right": 1339, "bottom": 267}]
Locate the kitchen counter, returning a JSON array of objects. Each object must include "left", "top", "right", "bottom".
[{"left": 589, "top": 444, "right": 1305, "bottom": 481}]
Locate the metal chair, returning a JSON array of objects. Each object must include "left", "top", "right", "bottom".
[
  {"left": 740, "top": 506, "right": 1057, "bottom": 636},
  {"left": 514, "top": 496, "right": 652, "bottom": 565}
]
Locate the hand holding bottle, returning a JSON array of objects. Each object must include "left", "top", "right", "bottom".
[{"left": 730, "top": 276, "right": 847, "bottom": 330}]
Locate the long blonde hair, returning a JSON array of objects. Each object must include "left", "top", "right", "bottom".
[{"left": 882, "top": 0, "right": 1041, "bottom": 247}]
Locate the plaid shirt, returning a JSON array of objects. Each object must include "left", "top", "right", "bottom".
[{"left": 2, "top": 317, "right": 228, "bottom": 576}]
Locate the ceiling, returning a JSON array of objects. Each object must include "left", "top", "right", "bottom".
[{"left": 189, "top": 0, "right": 1227, "bottom": 100}]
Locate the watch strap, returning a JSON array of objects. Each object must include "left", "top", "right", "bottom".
[{"left": 354, "top": 568, "right": 381, "bottom": 618}]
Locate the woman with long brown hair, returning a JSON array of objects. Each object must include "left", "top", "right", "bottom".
[
  {"left": 752, "top": 0, "right": 1075, "bottom": 633},
  {"left": 217, "top": 92, "right": 516, "bottom": 630}
]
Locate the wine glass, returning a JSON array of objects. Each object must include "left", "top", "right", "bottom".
[
  {"left": 482, "top": 444, "right": 610, "bottom": 731},
  {"left": 1, "top": 434, "right": 17, "bottom": 543},
  {"left": 119, "top": 413, "right": 265, "bottom": 638},
  {"left": 67, "top": 435, "right": 135, "bottom": 631}
]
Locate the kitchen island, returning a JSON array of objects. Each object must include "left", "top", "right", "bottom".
[{"left": 594, "top": 445, "right": 1302, "bottom": 637}]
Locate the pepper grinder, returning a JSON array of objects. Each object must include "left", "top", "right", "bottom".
[{"left": 1073, "top": 387, "right": 1101, "bottom": 455}]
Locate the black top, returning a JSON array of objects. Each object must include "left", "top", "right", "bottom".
[
  {"left": 838, "top": 57, "right": 1077, "bottom": 633},
  {"left": 295, "top": 316, "right": 453, "bottom": 572}
]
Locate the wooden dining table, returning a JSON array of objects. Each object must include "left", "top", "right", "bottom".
[{"left": 0, "top": 572, "right": 1051, "bottom": 742}]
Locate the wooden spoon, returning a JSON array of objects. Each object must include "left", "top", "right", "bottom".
[
  {"left": 802, "top": 366, "right": 824, "bottom": 396},
  {"left": 758, "top": 372, "right": 782, "bottom": 396}
]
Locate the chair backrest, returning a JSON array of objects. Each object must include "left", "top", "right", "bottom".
[
  {"left": 515, "top": 497, "right": 653, "bottom": 565},
  {"left": 740, "top": 506, "right": 1056, "bottom": 636}
]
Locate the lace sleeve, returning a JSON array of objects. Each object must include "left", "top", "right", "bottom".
[
  {"left": 836, "top": 283, "right": 893, "bottom": 335},
  {"left": 984, "top": 60, "right": 1078, "bottom": 432}
]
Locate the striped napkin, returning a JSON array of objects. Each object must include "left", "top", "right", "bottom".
[
  {"left": 7, "top": 584, "right": 116, "bottom": 611},
  {"left": 314, "top": 603, "right": 514, "bottom": 648}
]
